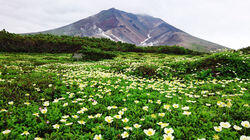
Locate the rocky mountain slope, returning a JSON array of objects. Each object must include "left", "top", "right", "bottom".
[{"left": 36, "top": 8, "right": 227, "bottom": 52}]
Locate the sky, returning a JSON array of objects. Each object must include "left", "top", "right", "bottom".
[{"left": 0, "top": 0, "right": 249, "bottom": 49}]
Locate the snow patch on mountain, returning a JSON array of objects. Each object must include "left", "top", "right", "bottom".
[{"left": 140, "top": 34, "right": 151, "bottom": 46}]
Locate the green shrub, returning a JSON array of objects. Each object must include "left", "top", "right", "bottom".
[
  {"left": 239, "top": 46, "right": 250, "bottom": 54},
  {"left": 133, "top": 65, "right": 158, "bottom": 78},
  {"left": 79, "top": 46, "right": 117, "bottom": 61}
]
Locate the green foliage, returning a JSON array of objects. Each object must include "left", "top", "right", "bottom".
[
  {"left": 134, "top": 65, "right": 158, "bottom": 78},
  {"left": 79, "top": 46, "right": 117, "bottom": 61},
  {"left": 0, "top": 30, "right": 204, "bottom": 55},
  {"left": 170, "top": 51, "right": 250, "bottom": 79},
  {"left": 239, "top": 46, "right": 250, "bottom": 54}
]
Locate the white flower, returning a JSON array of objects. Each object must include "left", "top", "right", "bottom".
[
  {"left": 206, "top": 103, "right": 211, "bottom": 107},
  {"left": 0, "top": 109, "right": 7, "bottom": 112},
  {"left": 122, "top": 108, "right": 127, "bottom": 111},
  {"left": 93, "top": 134, "right": 102, "bottom": 140},
  {"left": 60, "top": 119, "right": 67, "bottom": 123},
  {"left": 43, "top": 101, "right": 49, "bottom": 107},
  {"left": 183, "top": 111, "right": 191, "bottom": 115},
  {"left": 105, "top": 116, "right": 113, "bottom": 123},
  {"left": 95, "top": 113, "right": 102, "bottom": 118},
  {"left": 2, "top": 129, "right": 11, "bottom": 134},
  {"left": 173, "top": 104, "right": 179, "bottom": 108},
  {"left": 143, "top": 106, "right": 148, "bottom": 111},
  {"left": 63, "top": 103, "right": 68, "bottom": 107},
  {"left": 62, "top": 115, "right": 69, "bottom": 119},
  {"left": 163, "top": 104, "right": 171, "bottom": 110},
  {"left": 121, "top": 131, "right": 129, "bottom": 138},
  {"left": 33, "top": 113, "right": 39, "bottom": 117},
  {"left": 78, "top": 120, "right": 85, "bottom": 125},
  {"left": 159, "top": 113, "right": 165, "bottom": 117},
  {"left": 220, "top": 122, "right": 231, "bottom": 128},
  {"left": 77, "top": 110, "right": 84, "bottom": 114},
  {"left": 240, "top": 135, "right": 250, "bottom": 140},
  {"left": 164, "top": 128, "right": 174, "bottom": 134},
  {"left": 53, "top": 124, "right": 60, "bottom": 129},
  {"left": 122, "top": 118, "right": 129, "bottom": 123},
  {"left": 53, "top": 99, "right": 59, "bottom": 103},
  {"left": 8, "top": 101, "right": 14, "bottom": 105},
  {"left": 124, "top": 126, "right": 132, "bottom": 131},
  {"left": 144, "top": 128, "right": 155, "bottom": 136},
  {"left": 133, "top": 124, "right": 141, "bottom": 128},
  {"left": 24, "top": 102, "right": 30, "bottom": 105},
  {"left": 163, "top": 134, "right": 174, "bottom": 140},
  {"left": 114, "top": 115, "right": 122, "bottom": 119},
  {"left": 214, "top": 126, "right": 222, "bottom": 132},
  {"left": 21, "top": 131, "right": 30, "bottom": 136},
  {"left": 148, "top": 100, "right": 153, "bottom": 103},
  {"left": 65, "top": 122, "right": 73, "bottom": 126},
  {"left": 92, "top": 101, "right": 98, "bottom": 105},
  {"left": 81, "top": 107, "right": 88, "bottom": 111},
  {"left": 107, "top": 106, "right": 112, "bottom": 110},
  {"left": 182, "top": 106, "right": 189, "bottom": 110},
  {"left": 241, "top": 121, "right": 250, "bottom": 128},
  {"left": 118, "top": 111, "right": 124, "bottom": 115},
  {"left": 40, "top": 108, "right": 47, "bottom": 114},
  {"left": 72, "top": 115, "right": 79, "bottom": 119},
  {"left": 233, "top": 125, "right": 242, "bottom": 131},
  {"left": 156, "top": 100, "right": 161, "bottom": 104},
  {"left": 160, "top": 123, "right": 169, "bottom": 128}
]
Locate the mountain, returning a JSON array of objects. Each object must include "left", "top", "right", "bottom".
[{"left": 36, "top": 8, "right": 227, "bottom": 52}]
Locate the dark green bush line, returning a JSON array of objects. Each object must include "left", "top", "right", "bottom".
[{"left": 0, "top": 30, "right": 204, "bottom": 55}]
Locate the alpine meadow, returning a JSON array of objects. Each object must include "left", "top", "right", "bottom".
[{"left": 0, "top": 4, "right": 249, "bottom": 140}]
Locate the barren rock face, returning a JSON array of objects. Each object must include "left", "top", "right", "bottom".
[{"left": 37, "top": 8, "right": 227, "bottom": 52}]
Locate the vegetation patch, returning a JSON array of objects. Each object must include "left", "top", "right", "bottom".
[
  {"left": 170, "top": 51, "right": 250, "bottom": 79},
  {"left": 77, "top": 46, "right": 117, "bottom": 61}
]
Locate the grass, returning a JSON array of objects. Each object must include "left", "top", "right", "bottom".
[{"left": 0, "top": 51, "right": 249, "bottom": 139}]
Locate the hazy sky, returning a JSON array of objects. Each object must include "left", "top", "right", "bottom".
[{"left": 0, "top": 0, "right": 249, "bottom": 49}]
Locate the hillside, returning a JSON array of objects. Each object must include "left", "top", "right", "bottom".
[{"left": 33, "top": 8, "right": 227, "bottom": 52}]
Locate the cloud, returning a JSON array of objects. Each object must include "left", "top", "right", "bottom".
[{"left": 0, "top": 0, "right": 249, "bottom": 49}]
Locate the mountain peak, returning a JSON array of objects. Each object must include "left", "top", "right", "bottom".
[
  {"left": 37, "top": 8, "right": 227, "bottom": 52},
  {"left": 100, "top": 8, "right": 122, "bottom": 15},
  {"left": 107, "top": 8, "right": 119, "bottom": 11}
]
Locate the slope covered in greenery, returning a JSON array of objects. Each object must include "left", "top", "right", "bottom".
[{"left": 0, "top": 51, "right": 249, "bottom": 139}]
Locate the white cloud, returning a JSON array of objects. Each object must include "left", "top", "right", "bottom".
[{"left": 0, "top": 0, "right": 249, "bottom": 49}]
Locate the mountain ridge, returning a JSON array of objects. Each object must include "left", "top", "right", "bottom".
[{"left": 34, "top": 8, "right": 227, "bottom": 52}]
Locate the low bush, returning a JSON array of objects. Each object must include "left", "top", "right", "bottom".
[
  {"left": 239, "top": 46, "right": 250, "bottom": 54},
  {"left": 78, "top": 46, "right": 117, "bottom": 61},
  {"left": 134, "top": 65, "right": 158, "bottom": 78}
]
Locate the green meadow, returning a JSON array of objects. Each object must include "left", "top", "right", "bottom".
[{"left": 0, "top": 51, "right": 249, "bottom": 140}]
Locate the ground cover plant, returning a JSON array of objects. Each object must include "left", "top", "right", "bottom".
[{"left": 0, "top": 51, "right": 249, "bottom": 140}]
